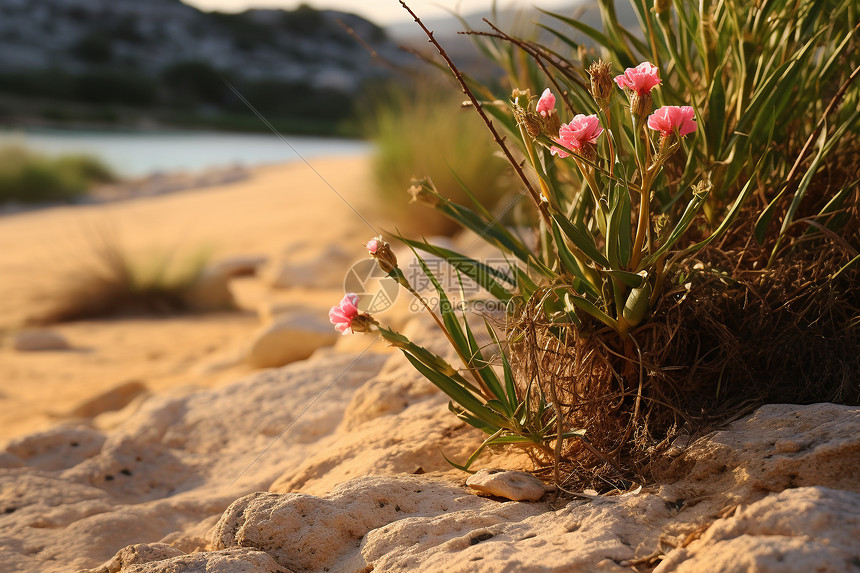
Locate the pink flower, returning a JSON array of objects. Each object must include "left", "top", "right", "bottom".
[
  {"left": 536, "top": 88, "right": 556, "bottom": 117},
  {"left": 614, "top": 62, "right": 661, "bottom": 96},
  {"left": 329, "top": 293, "right": 361, "bottom": 335},
  {"left": 366, "top": 237, "right": 379, "bottom": 254},
  {"left": 550, "top": 114, "right": 603, "bottom": 158},
  {"left": 647, "top": 105, "right": 697, "bottom": 137}
]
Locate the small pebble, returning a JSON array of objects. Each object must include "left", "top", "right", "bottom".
[{"left": 466, "top": 469, "right": 548, "bottom": 501}]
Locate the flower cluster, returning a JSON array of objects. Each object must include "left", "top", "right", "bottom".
[{"left": 538, "top": 61, "right": 695, "bottom": 162}]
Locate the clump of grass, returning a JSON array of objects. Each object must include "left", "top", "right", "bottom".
[
  {"left": 366, "top": 82, "right": 520, "bottom": 236},
  {"left": 35, "top": 233, "right": 212, "bottom": 324},
  {"left": 0, "top": 145, "right": 115, "bottom": 204}
]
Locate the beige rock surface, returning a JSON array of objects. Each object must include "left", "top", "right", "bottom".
[
  {"left": 245, "top": 312, "right": 339, "bottom": 368},
  {"left": 0, "top": 349, "right": 388, "bottom": 572},
  {"left": 1, "top": 330, "right": 857, "bottom": 573},
  {"left": 654, "top": 487, "right": 860, "bottom": 573}
]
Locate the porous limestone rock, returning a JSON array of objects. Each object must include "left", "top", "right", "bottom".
[
  {"left": 87, "top": 544, "right": 289, "bottom": 573},
  {"left": 0, "top": 350, "right": 388, "bottom": 572},
  {"left": 654, "top": 487, "right": 860, "bottom": 573},
  {"left": 245, "top": 312, "right": 338, "bottom": 368},
  {"left": 183, "top": 255, "right": 266, "bottom": 312},
  {"left": 212, "top": 475, "right": 542, "bottom": 572},
  {"left": 1, "top": 318, "right": 857, "bottom": 573},
  {"left": 466, "top": 468, "right": 549, "bottom": 501}
]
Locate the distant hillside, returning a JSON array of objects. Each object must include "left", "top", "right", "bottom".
[
  {"left": 0, "top": 0, "right": 408, "bottom": 133},
  {"left": 389, "top": 1, "right": 639, "bottom": 81}
]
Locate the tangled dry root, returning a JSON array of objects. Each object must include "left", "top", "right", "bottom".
[{"left": 507, "top": 228, "right": 859, "bottom": 491}]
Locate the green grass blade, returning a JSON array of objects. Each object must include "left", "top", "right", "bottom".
[
  {"left": 563, "top": 291, "right": 619, "bottom": 331},
  {"left": 396, "top": 235, "right": 515, "bottom": 300},
  {"left": 548, "top": 207, "right": 611, "bottom": 268},
  {"left": 642, "top": 189, "right": 709, "bottom": 267},
  {"left": 550, "top": 220, "right": 602, "bottom": 298},
  {"left": 483, "top": 319, "right": 521, "bottom": 414},
  {"left": 401, "top": 352, "right": 509, "bottom": 429}
]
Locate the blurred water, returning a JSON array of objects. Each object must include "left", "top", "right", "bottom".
[{"left": 0, "top": 128, "right": 371, "bottom": 177}]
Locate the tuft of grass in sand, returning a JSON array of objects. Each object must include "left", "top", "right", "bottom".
[
  {"left": 35, "top": 233, "right": 212, "bottom": 324},
  {"left": 0, "top": 145, "right": 115, "bottom": 204}
]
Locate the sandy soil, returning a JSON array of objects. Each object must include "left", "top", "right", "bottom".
[
  {"left": 1, "top": 156, "right": 857, "bottom": 573},
  {"left": 0, "top": 156, "right": 389, "bottom": 442}
]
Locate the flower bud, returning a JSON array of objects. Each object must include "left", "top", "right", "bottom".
[
  {"left": 630, "top": 91, "right": 653, "bottom": 123},
  {"left": 407, "top": 178, "right": 440, "bottom": 207},
  {"left": 541, "top": 109, "right": 561, "bottom": 138},
  {"left": 622, "top": 273, "right": 651, "bottom": 327},
  {"left": 514, "top": 106, "right": 543, "bottom": 138},
  {"left": 366, "top": 235, "right": 398, "bottom": 274},
  {"left": 587, "top": 60, "right": 614, "bottom": 109},
  {"left": 692, "top": 178, "right": 712, "bottom": 201},
  {"left": 511, "top": 88, "right": 532, "bottom": 110},
  {"left": 349, "top": 313, "right": 377, "bottom": 334}
]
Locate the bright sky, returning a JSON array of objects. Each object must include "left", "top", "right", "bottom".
[{"left": 184, "top": 0, "right": 578, "bottom": 25}]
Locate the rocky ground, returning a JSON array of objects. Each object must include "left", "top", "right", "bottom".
[
  {"left": 1, "top": 324, "right": 857, "bottom": 571},
  {"left": 0, "top": 158, "right": 857, "bottom": 572}
]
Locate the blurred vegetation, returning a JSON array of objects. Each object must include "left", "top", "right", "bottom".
[
  {"left": 36, "top": 236, "right": 213, "bottom": 324},
  {"left": 0, "top": 66, "right": 359, "bottom": 136},
  {"left": 0, "top": 145, "right": 115, "bottom": 203},
  {"left": 0, "top": 4, "right": 386, "bottom": 135},
  {"left": 366, "top": 82, "right": 520, "bottom": 236}
]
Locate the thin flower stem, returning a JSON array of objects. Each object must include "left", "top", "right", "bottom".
[
  {"left": 399, "top": 1, "right": 551, "bottom": 227},
  {"left": 517, "top": 123, "right": 557, "bottom": 209},
  {"left": 479, "top": 19, "right": 578, "bottom": 116},
  {"left": 630, "top": 121, "right": 658, "bottom": 270},
  {"left": 537, "top": 135, "right": 643, "bottom": 193},
  {"left": 630, "top": 174, "right": 655, "bottom": 270},
  {"left": 604, "top": 107, "right": 616, "bottom": 179}
]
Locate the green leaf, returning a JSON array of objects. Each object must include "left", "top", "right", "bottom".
[
  {"left": 440, "top": 428, "right": 505, "bottom": 472},
  {"left": 605, "top": 178, "right": 632, "bottom": 268},
  {"left": 538, "top": 9, "right": 612, "bottom": 50},
  {"left": 605, "top": 269, "right": 645, "bottom": 288},
  {"left": 672, "top": 154, "right": 768, "bottom": 263},
  {"left": 548, "top": 208, "right": 611, "bottom": 268},
  {"left": 460, "top": 299, "right": 507, "bottom": 406},
  {"left": 563, "top": 291, "right": 619, "bottom": 331},
  {"left": 642, "top": 188, "right": 709, "bottom": 267},
  {"left": 401, "top": 352, "right": 509, "bottom": 429},
  {"left": 706, "top": 60, "right": 727, "bottom": 158},
  {"left": 550, "top": 220, "right": 602, "bottom": 298},
  {"left": 410, "top": 248, "right": 470, "bottom": 358},
  {"left": 781, "top": 112, "right": 860, "bottom": 235},
  {"left": 435, "top": 199, "right": 550, "bottom": 274},
  {"left": 484, "top": 320, "right": 522, "bottom": 414},
  {"left": 754, "top": 187, "right": 788, "bottom": 244},
  {"left": 396, "top": 235, "right": 514, "bottom": 301}
]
